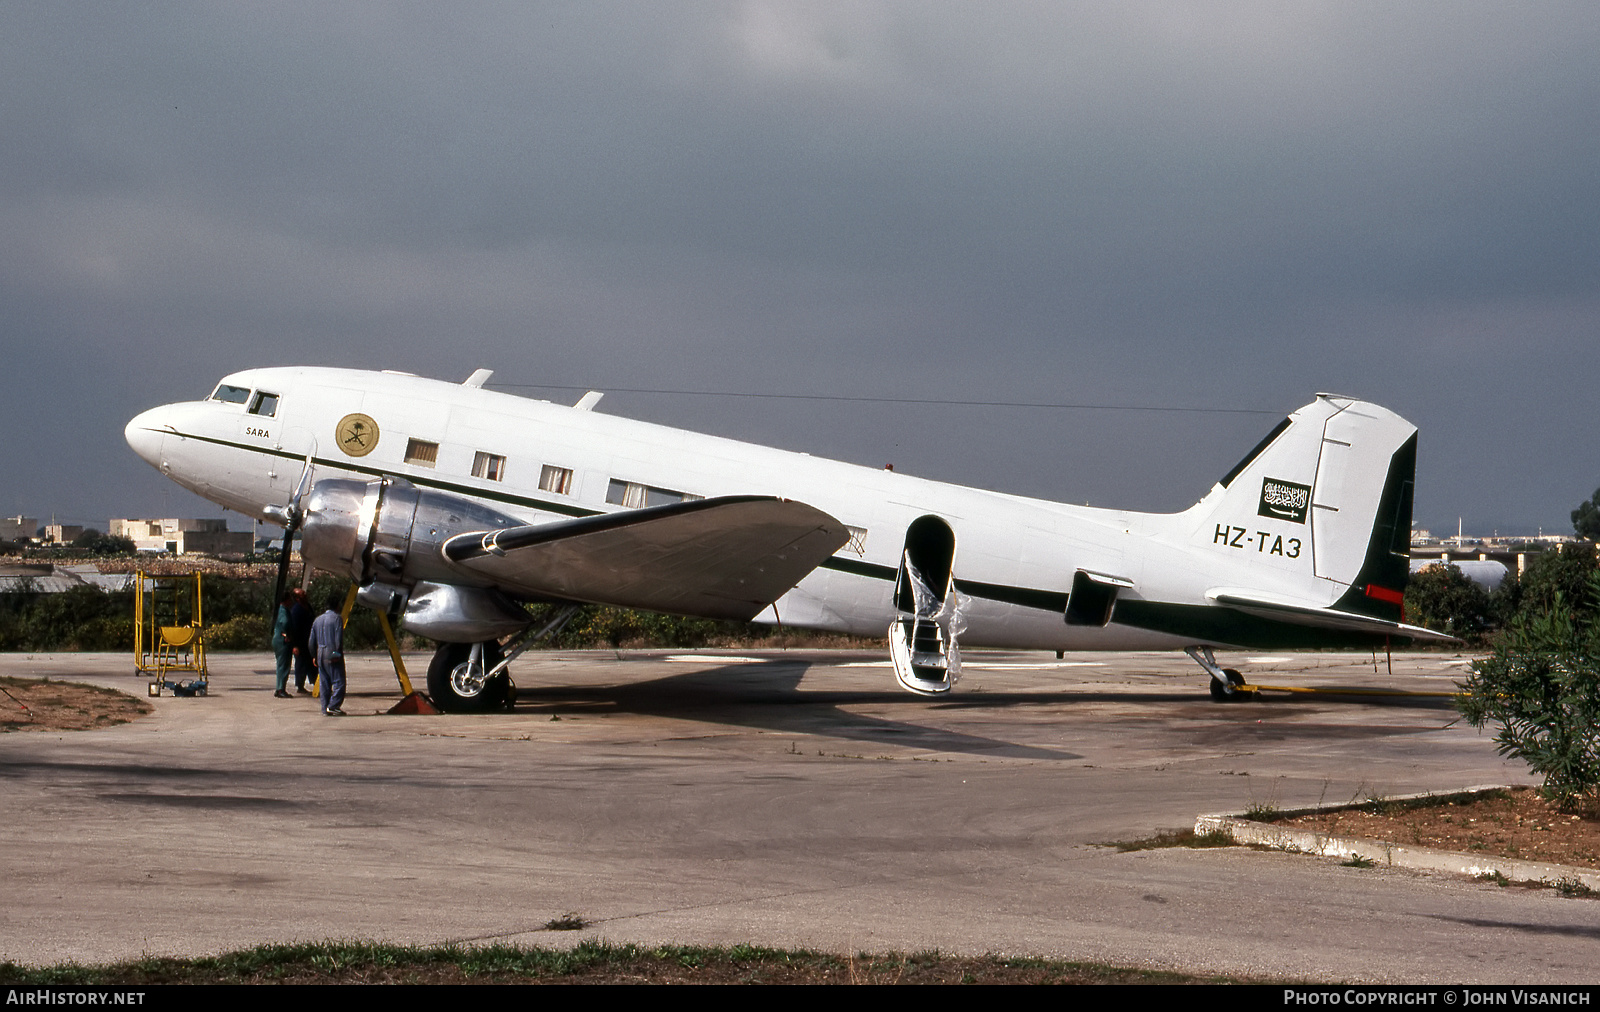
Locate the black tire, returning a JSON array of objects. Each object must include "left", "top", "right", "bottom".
[
  {"left": 1209, "top": 668, "right": 1250, "bottom": 702},
  {"left": 426, "top": 641, "right": 510, "bottom": 712}
]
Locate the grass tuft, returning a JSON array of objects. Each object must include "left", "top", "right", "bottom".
[
  {"left": 0, "top": 940, "right": 1253, "bottom": 985},
  {"left": 1555, "top": 877, "right": 1596, "bottom": 899},
  {"left": 1104, "top": 828, "right": 1236, "bottom": 852}
]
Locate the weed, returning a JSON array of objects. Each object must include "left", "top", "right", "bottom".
[
  {"left": 544, "top": 912, "right": 587, "bottom": 931},
  {"left": 1104, "top": 828, "right": 1235, "bottom": 852},
  {"left": 1243, "top": 801, "right": 1280, "bottom": 822},
  {"left": 1340, "top": 855, "right": 1375, "bottom": 868},
  {"left": 1365, "top": 795, "right": 1398, "bottom": 817},
  {"left": 1555, "top": 878, "right": 1596, "bottom": 899},
  {"left": 1476, "top": 870, "right": 1510, "bottom": 887}
]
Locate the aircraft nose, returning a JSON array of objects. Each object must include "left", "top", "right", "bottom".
[{"left": 124, "top": 406, "right": 172, "bottom": 470}]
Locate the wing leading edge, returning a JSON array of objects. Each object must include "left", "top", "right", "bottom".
[{"left": 442, "top": 496, "right": 850, "bottom": 621}]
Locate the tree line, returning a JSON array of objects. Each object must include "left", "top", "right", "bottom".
[
  {"left": 0, "top": 574, "right": 791, "bottom": 653},
  {"left": 1403, "top": 543, "right": 1598, "bottom": 645}
]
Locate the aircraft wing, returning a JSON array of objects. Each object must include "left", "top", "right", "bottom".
[
  {"left": 441, "top": 496, "right": 850, "bottom": 621},
  {"left": 1205, "top": 589, "right": 1459, "bottom": 644}
]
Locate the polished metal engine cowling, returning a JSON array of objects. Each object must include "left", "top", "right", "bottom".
[
  {"left": 355, "top": 577, "right": 531, "bottom": 643},
  {"left": 300, "top": 476, "right": 525, "bottom": 590},
  {"left": 400, "top": 581, "right": 532, "bottom": 642}
]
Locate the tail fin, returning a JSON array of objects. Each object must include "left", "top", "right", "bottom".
[{"left": 1189, "top": 394, "right": 1416, "bottom": 622}]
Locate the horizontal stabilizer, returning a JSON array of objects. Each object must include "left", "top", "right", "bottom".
[
  {"left": 442, "top": 496, "right": 849, "bottom": 621},
  {"left": 1205, "top": 589, "right": 1458, "bottom": 644}
]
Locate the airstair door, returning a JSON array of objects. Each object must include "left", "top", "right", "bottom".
[{"left": 888, "top": 515, "right": 964, "bottom": 696}]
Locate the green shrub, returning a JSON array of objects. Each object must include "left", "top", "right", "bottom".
[
  {"left": 1457, "top": 572, "right": 1600, "bottom": 810},
  {"left": 538, "top": 604, "right": 751, "bottom": 649},
  {"left": 1405, "top": 562, "right": 1493, "bottom": 640},
  {"left": 206, "top": 615, "right": 270, "bottom": 651}
]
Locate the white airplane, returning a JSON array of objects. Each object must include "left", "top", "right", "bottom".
[{"left": 125, "top": 367, "right": 1448, "bottom": 710}]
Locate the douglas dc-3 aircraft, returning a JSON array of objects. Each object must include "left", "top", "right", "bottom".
[{"left": 125, "top": 367, "right": 1448, "bottom": 711}]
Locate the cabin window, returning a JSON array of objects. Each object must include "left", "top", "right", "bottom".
[
  {"left": 248, "top": 392, "right": 279, "bottom": 417},
  {"left": 210, "top": 384, "right": 250, "bottom": 404},
  {"left": 472, "top": 452, "right": 507, "bottom": 482},
  {"left": 843, "top": 526, "right": 868, "bottom": 556},
  {"left": 404, "top": 439, "right": 439, "bottom": 468},
  {"left": 606, "top": 479, "right": 702, "bottom": 509},
  {"left": 539, "top": 465, "right": 574, "bottom": 495}
]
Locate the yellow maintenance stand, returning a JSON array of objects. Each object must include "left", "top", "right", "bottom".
[{"left": 134, "top": 570, "right": 208, "bottom": 696}]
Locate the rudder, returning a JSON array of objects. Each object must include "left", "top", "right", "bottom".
[{"left": 1189, "top": 395, "right": 1418, "bottom": 620}]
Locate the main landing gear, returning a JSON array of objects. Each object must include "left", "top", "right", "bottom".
[
  {"left": 427, "top": 641, "right": 513, "bottom": 712},
  {"left": 1186, "top": 645, "right": 1256, "bottom": 702},
  {"left": 422, "top": 606, "right": 581, "bottom": 713}
]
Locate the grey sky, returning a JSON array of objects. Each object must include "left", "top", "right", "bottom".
[{"left": 3, "top": 2, "right": 1596, "bottom": 537}]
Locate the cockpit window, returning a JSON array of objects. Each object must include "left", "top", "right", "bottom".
[
  {"left": 249, "top": 392, "right": 279, "bottom": 417},
  {"left": 211, "top": 384, "right": 250, "bottom": 404}
]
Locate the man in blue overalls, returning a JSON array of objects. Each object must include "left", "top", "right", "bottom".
[{"left": 307, "top": 594, "right": 346, "bottom": 716}]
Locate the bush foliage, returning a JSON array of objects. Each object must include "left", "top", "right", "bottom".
[
  {"left": 0, "top": 574, "right": 770, "bottom": 653},
  {"left": 1501, "top": 542, "right": 1599, "bottom": 626},
  {"left": 1404, "top": 563, "right": 1496, "bottom": 640},
  {"left": 0, "top": 585, "right": 138, "bottom": 651},
  {"left": 1405, "top": 543, "right": 1598, "bottom": 646},
  {"left": 1573, "top": 487, "right": 1600, "bottom": 541},
  {"left": 0, "top": 575, "right": 365, "bottom": 652},
  {"left": 1457, "top": 566, "right": 1600, "bottom": 810}
]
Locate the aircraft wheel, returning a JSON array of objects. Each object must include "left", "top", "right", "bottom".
[
  {"left": 1209, "top": 668, "right": 1251, "bottom": 702},
  {"left": 426, "top": 641, "right": 509, "bottom": 712}
]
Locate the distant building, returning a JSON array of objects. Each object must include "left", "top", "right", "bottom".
[
  {"left": 107, "top": 518, "right": 252, "bottom": 556},
  {"left": 1411, "top": 521, "right": 1575, "bottom": 555},
  {"left": 1408, "top": 518, "right": 1588, "bottom": 581},
  {"left": 43, "top": 524, "right": 84, "bottom": 544},
  {"left": 0, "top": 516, "right": 39, "bottom": 543}
]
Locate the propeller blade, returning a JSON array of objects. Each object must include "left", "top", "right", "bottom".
[
  {"left": 270, "top": 454, "right": 314, "bottom": 621},
  {"left": 270, "top": 511, "right": 302, "bottom": 622},
  {"left": 289, "top": 453, "right": 314, "bottom": 512}
]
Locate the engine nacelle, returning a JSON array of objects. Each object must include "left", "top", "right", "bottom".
[
  {"left": 300, "top": 474, "right": 528, "bottom": 598},
  {"left": 401, "top": 581, "right": 532, "bottom": 642}
]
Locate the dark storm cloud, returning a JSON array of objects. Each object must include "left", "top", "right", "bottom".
[{"left": 2, "top": 2, "right": 1596, "bottom": 531}]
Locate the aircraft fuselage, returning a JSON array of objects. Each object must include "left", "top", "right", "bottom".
[{"left": 125, "top": 367, "right": 1421, "bottom": 660}]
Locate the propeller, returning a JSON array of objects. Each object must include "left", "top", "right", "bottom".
[{"left": 268, "top": 454, "right": 316, "bottom": 616}]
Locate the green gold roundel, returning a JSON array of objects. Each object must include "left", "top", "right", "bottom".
[{"left": 335, "top": 413, "right": 379, "bottom": 457}]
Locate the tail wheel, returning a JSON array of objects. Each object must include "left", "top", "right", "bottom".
[
  {"left": 426, "top": 641, "right": 510, "bottom": 712},
  {"left": 1209, "top": 668, "right": 1252, "bottom": 702}
]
